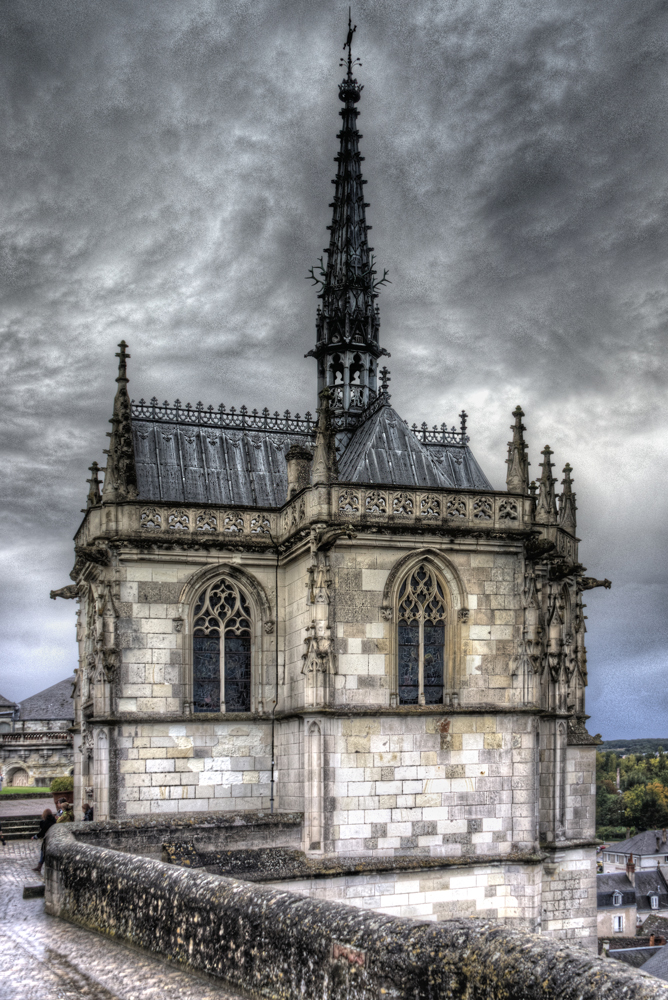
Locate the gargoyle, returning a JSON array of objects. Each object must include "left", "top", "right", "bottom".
[
  {"left": 581, "top": 578, "right": 612, "bottom": 591},
  {"left": 525, "top": 537, "right": 556, "bottom": 561},
  {"left": 312, "top": 524, "right": 357, "bottom": 552},
  {"left": 50, "top": 584, "right": 79, "bottom": 600}
]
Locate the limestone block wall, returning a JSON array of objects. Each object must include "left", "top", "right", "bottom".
[
  {"left": 268, "top": 860, "right": 542, "bottom": 929},
  {"left": 113, "top": 720, "right": 272, "bottom": 817},
  {"left": 312, "top": 712, "right": 538, "bottom": 858},
  {"left": 541, "top": 847, "right": 597, "bottom": 942},
  {"left": 565, "top": 746, "right": 596, "bottom": 841},
  {"left": 112, "top": 553, "right": 279, "bottom": 716},
  {"left": 323, "top": 541, "right": 524, "bottom": 711}
]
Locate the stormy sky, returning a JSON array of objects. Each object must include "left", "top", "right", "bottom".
[{"left": 1, "top": 0, "right": 666, "bottom": 738}]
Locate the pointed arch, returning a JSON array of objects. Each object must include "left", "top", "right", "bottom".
[
  {"left": 179, "top": 564, "right": 273, "bottom": 715},
  {"left": 382, "top": 550, "right": 466, "bottom": 705}
]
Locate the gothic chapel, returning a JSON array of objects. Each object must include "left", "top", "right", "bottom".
[{"left": 60, "top": 23, "right": 609, "bottom": 944}]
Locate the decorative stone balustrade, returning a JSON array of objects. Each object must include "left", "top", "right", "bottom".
[
  {"left": 0, "top": 731, "right": 71, "bottom": 743},
  {"left": 333, "top": 486, "right": 526, "bottom": 530},
  {"left": 138, "top": 506, "right": 276, "bottom": 537}
]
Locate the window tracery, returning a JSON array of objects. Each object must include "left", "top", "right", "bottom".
[
  {"left": 397, "top": 564, "right": 446, "bottom": 705},
  {"left": 192, "top": 578, "right": 252, "bottom": 713}
]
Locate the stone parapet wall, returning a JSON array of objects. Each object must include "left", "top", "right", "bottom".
[
  {"left": 72, "top": 809, "right": 302, "bottom": 858},
  {"left": 45, "top": 825, "right": 668, "bottom": 1000}
]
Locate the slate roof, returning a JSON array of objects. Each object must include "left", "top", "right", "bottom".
[
  {"left": 133, "top": 421, "right": 310, "bottom": 507},
  {"left": 0, "top": 693, "right": 16, "bottom": 710},
  {"left": 640, "top": 946, "right": 668, "bottom": 982},
  {"left": 636, "top": 870, "right": 668, "bottom": 912},
  {"left": 19, "top": 678, "right": 74, "bottom": 722},
  {"left": 597, "top": 870, "right": 668, "bottom": 911},
  {"left": 132, "top": 401, "right": 493, "bottom": 505},
  {"left": 606, "top": 830, "right": 668, "bottom": 857},
  {"left": 597, "top": 872, "right": 636, "bottom": 909},
  {"left": 338, "top": 403, "right": 493, "bottom": 490}
]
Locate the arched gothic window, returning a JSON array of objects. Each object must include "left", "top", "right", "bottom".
[
  {"left": 193, "top": 578, "right": 252, "bottom": 713},
  {"left": 398, "top": 564, "right": 446, "bottom": 705}
]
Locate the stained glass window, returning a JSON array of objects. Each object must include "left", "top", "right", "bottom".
[
  {"left": 193, "top": 578, "right": 252, "bottom": 712},
  {"left": 398, "top": 564, "right": 446, "bottom": 705}
]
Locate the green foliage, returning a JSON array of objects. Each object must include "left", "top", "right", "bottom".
[
  {"left": 50, "top": 776, "right": 73, "bottom": 793},
  {"left": 598, "top": 826, "right": 634, "bottom": 841},
  {"left": 599, "top": 739, "right": 668, "bottom": 756},
  {"left": 0, "top": 786, "right": 51, "bottom": 795},
  {"left": 597, "top": 749, "right": 668, "bottom": 833}
]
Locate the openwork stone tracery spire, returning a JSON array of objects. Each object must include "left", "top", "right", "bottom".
[{"left": 306, "top": 11, "right": 389, "bottom": 422}]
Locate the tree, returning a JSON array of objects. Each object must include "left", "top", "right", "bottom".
[{"left": 624, "top": 781, "right": 668, "bottom": 831}]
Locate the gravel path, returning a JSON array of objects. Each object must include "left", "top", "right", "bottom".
[{"left": 0, "top": 841, "right": 242, "bottom": 999}]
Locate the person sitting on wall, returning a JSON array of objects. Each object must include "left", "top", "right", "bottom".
[
  {"left": 56, "top": 802, "right": 74, "bottom": 823},
  {"left": 82, "top": 802, "right": 94, "bottom": 822},
  {"left": 31, "top": 809, "right": 56, "bottom": 873}
]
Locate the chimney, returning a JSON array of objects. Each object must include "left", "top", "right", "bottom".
[
  {"left": 650, "top": 934, "right": 656, "bottom": 947},
  {"left": 285, "top": 444, "right": 312, "bottom": 499},
  {"left": 627, "top": 854, "right": 635, "bottom": 887}
]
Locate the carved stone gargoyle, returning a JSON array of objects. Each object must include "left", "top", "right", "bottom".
[
  {"left": 50, "top": 584, "right": 79, "bottom": 600},
  {"left": 581, "top": 578, "right": 612, "bottom": 591}
]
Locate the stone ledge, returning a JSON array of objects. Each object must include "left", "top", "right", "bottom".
[
  {"left": 163, "top": 842, "right": 547, "bottom": 880},
  {"left": 45, "top": 825, "right": 668, "bottom": 1000}
]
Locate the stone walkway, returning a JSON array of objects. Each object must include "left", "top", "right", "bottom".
[
  {"left": 0, "top": 841, "right": 242, "bottom": 999},
  {"left": 0, "top": 797, "right": 52, "bottom": 817}
]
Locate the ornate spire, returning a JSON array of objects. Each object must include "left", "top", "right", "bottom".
[
  {"left": 506, "top": 405, "right": 530, "bottom": 494},
  {"left": 534, "top": 445, "right": 558, "bottom": 524},
  {"left": 306, "top": 12, "right": 389, "bottom": 420},
  {"left": 102, "top": 341, "right": 138, "bottom": 503},
  {"left": 558, "top": 463, "right": 577, "bottom": 534},
  {"left": 311, "top": 388, "right": 339, "bottom": 486},
  {"left": 86, "top": 461, "right": 103, "bottom": 508}
]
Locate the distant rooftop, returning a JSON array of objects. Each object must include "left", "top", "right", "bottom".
[{"left": 19, "top": 678, "right": 74, "bottom": 721}]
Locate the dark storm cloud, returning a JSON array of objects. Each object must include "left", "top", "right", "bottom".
[{"left": 1, "top": 0, "right": 666, "bottom": 736}]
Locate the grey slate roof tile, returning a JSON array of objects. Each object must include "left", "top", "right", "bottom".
[
  {"left": 338, "top": 403, "right": 493, "bottom": 491},
  {"left": 133, "top": 402, "right": 493, "bottom": 504},
  {"left": 19, "top": 678, "right": 74, "bottom": 721},
  {"left": 605, "top": 830, "right": 668, "bottom": 857},
  {"left": 133, "top": 422, "right": 310, "bottom": 506}
]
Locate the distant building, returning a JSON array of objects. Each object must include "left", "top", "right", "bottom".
[
  {"left": 601, "top": 830, "right": 668, "bottom": 872},
  {"left": 0, "top": 678, "right": 74, "bottom": 787},
  {"left": 598, "top": 860, "right": 668, "bottom": 936},
  {"left": 0, "top": 693, "right": 17, "bottom": 733}
]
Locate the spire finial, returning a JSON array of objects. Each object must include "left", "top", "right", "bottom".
[
  {"left": 342, "top": 8, "right": 357, "bottom": 77},
  {"left": 85, "top": 461, "right": 103, "bottom": 508},
  {"left": 506, "top": 405, "right": 530, "bottom": 494},
  {"left": 311, "top": 387, "right": 339, "bottom": 486},
  {"left": 102, "top": 341, "right": 138, "bottom": 503},
  {"left": 534, "top": 445, "right": 558, "bottom": 524},
  {"left": 115, "top": 340, "right": 130, "bottom": 383},
  {"left": 558, "top": 463, "right": 577, "bottom": 534},
  {"left": 379, "top": 366, "right": 391, "bottom": 394}
]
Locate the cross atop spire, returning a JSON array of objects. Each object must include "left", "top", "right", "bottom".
[
  {"left": 306, "top": 13, "right": 389, "bottom": 423},
  {"left": 342, "top": 7, "right": 358, "bottom": 77}
]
